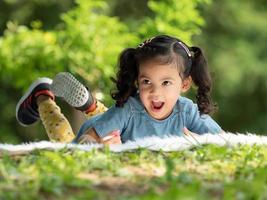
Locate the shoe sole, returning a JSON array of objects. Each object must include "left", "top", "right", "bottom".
[
  {"left": 51, "top": 72, "right": 90, "bottom": 108},
  {"left": 16, "top": 77, "right": 53, "bottom": 126}
]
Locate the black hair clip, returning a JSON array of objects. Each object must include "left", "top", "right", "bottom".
[{"left": 178, "top": 41, "right": 192, "bottom": 58}]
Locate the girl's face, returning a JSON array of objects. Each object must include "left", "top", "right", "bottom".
[{"left": 138, "top": 59, "right": 191, "bottom": 120}]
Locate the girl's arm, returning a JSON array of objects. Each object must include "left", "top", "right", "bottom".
[{"left": 184, "top": 101, "right": 222, "bottom": 134}]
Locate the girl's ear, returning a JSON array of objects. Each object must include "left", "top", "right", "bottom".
[{"left": 181, "top": 76, "right": 192, "bottom": 92}]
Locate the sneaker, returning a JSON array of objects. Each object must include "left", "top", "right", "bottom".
[
  {"left": 16, "top": 78, "right": 54, "bottom": 126},
  {"left": 50, "top": 72, "right": 95, "bottom": 112}
]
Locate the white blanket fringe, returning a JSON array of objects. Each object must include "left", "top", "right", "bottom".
[{"left": 0, "top": 132, "right": 267, "bottom": 155}]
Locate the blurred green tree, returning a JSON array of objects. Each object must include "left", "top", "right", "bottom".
[
  {"left": 195, "top": 0, "right": 267, "bottom": 134},
  {"left": 0, "top": 0, "right": 75, "bottom": 35}
]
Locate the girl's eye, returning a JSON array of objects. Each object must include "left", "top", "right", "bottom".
[
  {"left": 162, "top": 81, "right": 171, "bottom": 86},
  {"left": 142, "top": 79, "right": 151, "bottom": 85}
]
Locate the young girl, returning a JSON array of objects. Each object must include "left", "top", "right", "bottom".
[{"left": 16, "top": 35, "right": 222, "bottom": 144}]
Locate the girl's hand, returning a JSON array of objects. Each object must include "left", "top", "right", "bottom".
[
  {"left": 183, "top": 127, "right": 199, "bottom": 137},
  {"left": 100, "top": 130, "right": 122, "bottom": 145},
  {"left": 183, "top": 127, "right": 201, "bottom": 145},
  {"left": 78, "top": 128, "right": 121, "bottom": 145}
]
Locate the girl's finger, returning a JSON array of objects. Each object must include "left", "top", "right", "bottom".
[
  {"left": 103, "top": 135, "right": 121, "bottom": 145},
  {"left": 102, "top": 130, "right": 121, "bottom": 141},
  {"left": 183, "top": 127, "right": 190, "bottom": 135}
]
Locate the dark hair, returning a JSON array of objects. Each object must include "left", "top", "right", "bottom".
[{"left": 111, "top": 35, "right": 217, "bottom": 114}]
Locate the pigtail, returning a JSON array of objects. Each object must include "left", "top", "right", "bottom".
[
  {"left": 190, "top": 46, "right": 216, "bottom": 114},
  {"left": 111, "top": 48, "right": 138, "bottom": 107}
]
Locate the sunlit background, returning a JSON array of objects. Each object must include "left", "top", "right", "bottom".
[{"left": 0, "top": 0, "right": 266, "bottom": 143}]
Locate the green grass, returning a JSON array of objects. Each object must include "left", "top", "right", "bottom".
[{"left": 0, "top": 145, "right": 267, "bottom": 200}]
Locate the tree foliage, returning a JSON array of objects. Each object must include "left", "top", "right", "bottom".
[
  {"left": 0, "top": 0, "right": 75, "bottom": 35},
  {"left": 196, "top": 0, "right": 267, "bottom": 134},
  {"left": 139, "top": 0, "right": 211, "bottom": 43}
]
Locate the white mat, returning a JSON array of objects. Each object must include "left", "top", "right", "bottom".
[{"left": 1, "top": 132, "right": 267, "bottom": 155}]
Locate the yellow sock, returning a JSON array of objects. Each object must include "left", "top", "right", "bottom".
[
  {"left": 38, "top": 98, "right": 75, "bottom": 142},
  {"left": 85, "top": 101, "right": 107, "bottom": 119}
]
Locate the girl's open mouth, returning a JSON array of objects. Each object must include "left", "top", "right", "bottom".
[{"left": 152, "top": 101, "right": 164, "bottom": 110}]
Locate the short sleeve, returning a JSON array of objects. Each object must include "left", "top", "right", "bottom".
[
  {"left": 92, "top": 103, "right": 132, "bottom": 137},
  {"left": 185, "top": 100, "right": 222, "bottom": 134}
]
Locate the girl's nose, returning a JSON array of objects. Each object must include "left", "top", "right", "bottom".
[{"left": 150, "top": 85, "right": 161, "bottom": 95}]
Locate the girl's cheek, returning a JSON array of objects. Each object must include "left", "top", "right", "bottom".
[
  {"left": 138, "top": 92, "right": 147, "bottom": 106},
  {"left": 139, "top": 86, "right": 150, "bottom": 94},
  {"left": 139, "top": 90, "right": 147, "bottom": 101}
]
